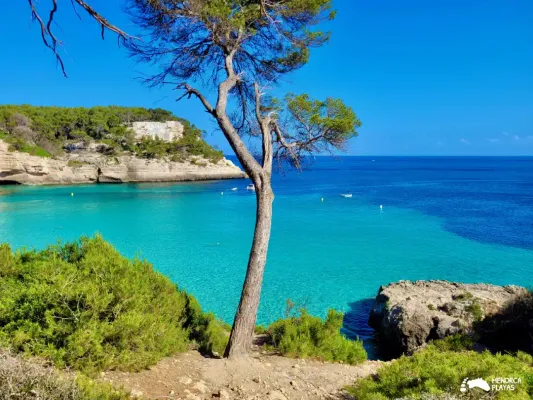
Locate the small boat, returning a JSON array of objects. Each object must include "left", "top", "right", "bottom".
[
  {"left": 246, "top": 184, "right": 255, "bottom": 191},
  {"left": 231, "top": 187, "right": 238, "bottom": 191},
  {"left": 340, "top": 193, "right": 353, "bottom": 198}
]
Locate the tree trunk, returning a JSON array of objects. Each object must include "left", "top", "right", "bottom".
[{"left": 224, "top": 182, "right": 274, "bottom": 358}]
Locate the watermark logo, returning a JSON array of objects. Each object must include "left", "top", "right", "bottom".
[
  {"left": 490, "top": 377, "right": 521, "bottom": 392},
  {"left": 460, "top": 377, "right": 522, "bottom": 394},
  {"left": 460, "top": 378, "right": 490, "bottom": 393}
]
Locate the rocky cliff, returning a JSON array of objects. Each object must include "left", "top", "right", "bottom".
[
  {"left": 0, "top": 135, "right": 245, "bottom": 185},
  {"left": 368, "top": 280, "right": 526, "bottom": 356},
  {"left": 132, "top": 121, "right": 184, "bottom": 142}
]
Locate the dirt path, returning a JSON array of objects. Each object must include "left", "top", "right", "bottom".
[{"left": 102, "top": 349, "right": 384, "bottom": 400}]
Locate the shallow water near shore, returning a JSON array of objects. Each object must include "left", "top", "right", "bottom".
[{"left": 1, "top": 156, "right": 533, "bottom": 357}]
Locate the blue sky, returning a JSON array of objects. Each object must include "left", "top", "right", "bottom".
[{"left": 0, "top": 0, "right": 531, "bottom": 155}]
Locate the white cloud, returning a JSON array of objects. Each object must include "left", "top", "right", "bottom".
[
  {"left": 502, "top": 131, "right": 510, "bottom": 136},
  {"left": 485, "top": 138, "right": 499, "bottom": 143},
  {"left": 513, "top": 135, "right": 520, "bottom": 141},
  {"left": 459, "top": 138, "right": 470, "bottom": 145}
]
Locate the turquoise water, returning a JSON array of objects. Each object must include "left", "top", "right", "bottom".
[{"left": 1, "top": 157, "right": 532, "bottom": 346}]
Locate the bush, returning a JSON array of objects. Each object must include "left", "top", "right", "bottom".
[
  {"left": 430, "top": 334, "right": 476, "bottom": 352},
  {"left": 67, "top": 160, "right": 88, "bottom": 168},
  {"left": 182, "top": 294, "right": 229, "bottom": 356},
  {"left": 349, "top": 344, "right": 533, "bottom": 399},
  {"left": 0, "top": 350, "right": 128, "bottom": 400},
  {"left": 134, "top": 127, "right": 223, "bottom": 163},
  {"left": 0, "top": 131, "right": 51, "bottom": 158},
  {"left": 266, "top": 309, "right": 367, "bottom": 365},
  {"left": 0, "top": 236, "right": 227, "bottom": 374}
]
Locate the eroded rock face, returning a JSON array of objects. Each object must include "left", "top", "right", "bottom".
[
  {"left": 96, "top": 155, "right": 246, "bottom": 183},
  {"left": 368, "top": 280, "right": 527, "bottom": 356},
  {"left": 0, "top": 141, "right": 99, "bottom": 185},
  {"left": 0, "top": 140, "right": 245, "bottom": 185},
  {"left": 132, "top": 121, "right": 184, "bottom": 142}
]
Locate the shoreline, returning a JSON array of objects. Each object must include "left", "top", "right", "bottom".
[{"left": 0, "top": 139, "right": 247, "bottom": 186}]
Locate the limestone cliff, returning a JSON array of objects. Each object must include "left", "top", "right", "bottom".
[
  {"left": 132, "top": 121, "right": 184, "bottom": 142},
  {"left": 0, "top": 121, "right": 246, "bottom": 185}
]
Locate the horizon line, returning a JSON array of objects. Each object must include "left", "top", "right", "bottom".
[{"left": 223, "top": 154, "right": 533, "bottom": 158}]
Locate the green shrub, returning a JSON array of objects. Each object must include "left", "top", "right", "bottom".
[
  {"left": 176, "top": 127, "right": 223, "bottom": 163},
  {"left": 266, "top": 309, "right": 367, "bottom": 365},
  {"left": 453, "top": 291, "right": 474, "bottom": 301},
  {"left": 466, "top": 300, "right": 483, "bottom": 322},
  {"left": 134, "top": 127, "right": 223, "bottom": 163},
  {"left": 349, "top": 344, "right": 533, "bottom": 399},
  {"left": 67, "top": 160, "right": 88, "bottom": 168},
  {"left": 430, "top": 334, "right": 476, "bottom": 352},
  {"left": 0, "top": 235, "right": 227, "bottom": 374},
  {"left": 254, "top": 325, "right": 268, "bottom": 335},
  {"left": 0, "top": 351, "right": 129, "bottom": 400},
  {"left": 0, "top": 130, "right": 52, "bottom": 158},
  {"left": 182, "top": 294, "right": 229, "bottom": 356}
]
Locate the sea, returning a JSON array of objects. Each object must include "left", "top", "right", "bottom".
[{"left": 1, "top": 156, "right": 532, "bottom": 356}]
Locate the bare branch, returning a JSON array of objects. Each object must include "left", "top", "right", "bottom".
[
  {"left": 176, "top": 83, "right": 215, "bottom": 116},
  {"left": 28, "top": 0, "right": 67, "bottom": 76},
  {"left": 28, "top": 0, "right": 137, "bottom": 77},
  {"left": 272, "top": 122, "right": 301, "bottom": 169},
  {"left": 72, "top": 0, "right": 135, "bottom": 40}
]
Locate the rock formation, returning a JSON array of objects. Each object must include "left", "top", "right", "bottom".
[
  {"left": 132, "top": 121, "right": 184, "bottom": 142},
  {"left": 368, "top": 280, "right": 527, "bottom": 356},
  {"left": 0, "top": 138, "right": 246, "bottom": 185}
]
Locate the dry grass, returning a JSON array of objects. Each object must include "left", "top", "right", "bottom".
[
  {"left": 0, "top": 350, "right": 82, "bottom": 400},
  {"left": 0, "top": 350, "right": 129, "bottom": 400}
]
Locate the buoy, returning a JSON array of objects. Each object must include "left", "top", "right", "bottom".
[
  {"left": 221, "top": 192, "right": 224, "bottom": 195},
  {"left": 71, "top": 193, "right": 74, "bottom": 197},
  {"left": 321, "top": 198, "right": 324, "bottom": 202},
  {"left": 380, "top": 205, "right": 383, "bottom": 210}
]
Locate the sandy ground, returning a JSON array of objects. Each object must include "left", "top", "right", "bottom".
[{"left": 102, "top": 348, "right": 384, "bottom": 400}]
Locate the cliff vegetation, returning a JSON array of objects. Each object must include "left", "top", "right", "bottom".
[
  {"left": 0, "top": 105, "right": 223, "bottom": 163},
  {"left": 349, "top": 337, "right": 533, "bottom": 399},
  {"left": 265, "top": 306, "right": 367, "bottom": 365}
]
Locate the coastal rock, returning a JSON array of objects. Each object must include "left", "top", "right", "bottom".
[
  {"left": 0, "top": 140, "right": 99, "bottom": 185},
  {"left": 368, "top": 280, "right": 527, "bottom": 356},
  {"left": 0, "top": 140, "right": 246, "bottom": 185},
  {"left": 96, "top": 155, "right": 245, "bottom": 183}
]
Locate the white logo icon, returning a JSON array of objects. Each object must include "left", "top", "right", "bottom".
[{"left": 460, "top": 378, "right": 491, "bottom": 393}]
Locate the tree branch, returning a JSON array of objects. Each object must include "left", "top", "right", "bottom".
[
  {"left": 28, "top": 0, "right": 137, "bottom": 77},
  {"left": 254, "top": 83, "right": 273, "bottom": 172},
  {"left": 176, "top": 83, "right": 215, "bottom": 116},
  {"left": 72, "top": 0, "right": 134, "bottom": 40},
  {"left": 272, "top": 122, "right": 301, "bottom": 169}
]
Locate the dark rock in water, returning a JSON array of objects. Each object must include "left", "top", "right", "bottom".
[{"left": 368, "top": 280, "right": 526, "bottom": 356}]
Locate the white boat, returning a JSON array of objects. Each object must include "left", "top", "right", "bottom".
[
  {"left": 231, "top": 187, "right": 238, "bottom": 191},
  {"left": 340, "top": 193, "right": 353, "bottom": 198},
  {"left": 246, "top": 184, "right": 255, "bottom": 191}
]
